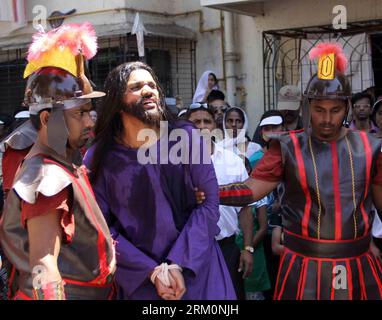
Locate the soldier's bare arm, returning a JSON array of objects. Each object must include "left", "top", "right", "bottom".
[{"left": 27, "top": 211, "right": 64, "bottom": 299}]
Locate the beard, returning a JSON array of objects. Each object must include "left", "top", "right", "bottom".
[
  {"left": 66, "top": 128, "right": 92, "bottom": 150},
  {"left": 123, "top": 97, "right": 164, "bottom": 128}
]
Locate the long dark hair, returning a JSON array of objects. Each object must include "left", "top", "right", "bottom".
[
  {"left": 208, "top": 72, "right": 218, "bottom": 85},
  {"left": 89, "top": 61, "right": 171, "bottom": 183},
  {"left": 372, "top": 100, "right": 382, "bottom": 128}
]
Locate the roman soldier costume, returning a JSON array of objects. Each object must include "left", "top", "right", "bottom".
[
  {"left": 0, "top": 23, "right": 115, "bottom": 300},
  {"left": 220, "top": 43, "right": 382, "bottom": 300}
]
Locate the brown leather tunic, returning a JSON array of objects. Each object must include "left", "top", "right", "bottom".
[{"left": 0, "top": 143, "right": 116, "bottom": 299}]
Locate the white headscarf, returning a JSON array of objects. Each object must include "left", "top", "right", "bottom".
[
  {"left": 219, "top": 106, "right": 261, "bottom": 159},
  {"left": 192, "top": 70, "right": 219, "bottom": 103}
]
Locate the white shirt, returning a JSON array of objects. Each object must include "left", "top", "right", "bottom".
[
  {"left": 246, "top": 142, "right": 262, "bottom": 159},
  {"left": 217, "top": 140, "right": 262, "bottom": 161},
  {"left": 211, "top": 144, "right": 249, "bottom": 241},
  {"left": 249, "top": 197, "right": 268, "bottom": 209},
  {"left": 372, "top": 208, "right": 382, "bottom": 238}
]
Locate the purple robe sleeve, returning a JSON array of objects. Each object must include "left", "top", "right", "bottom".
[
  {"left": 83, "top": 152, "right": 158, "bottom": 297},
  {"left": 166, "top": 131, "right": 220, "bottom": 277}
]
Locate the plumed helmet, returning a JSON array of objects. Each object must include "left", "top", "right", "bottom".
[
  {"left": 22, "top": 22, "right": 104, "bottom": 156},
  {"left": 24, "top": 64, "right": 100, "bottom": 115},
  {"left": 304, "top": 72, "right": 351, "bottom": 100},
  {"left": 304, "top": 42, "right": 351, "bottom": 100},
  {"left": 23, "top": 22, "right": 104, "bottom": 115},
  {"left": 302, "top": 42, "right": 351, "bottom": 132}
]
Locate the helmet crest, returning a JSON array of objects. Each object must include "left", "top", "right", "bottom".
[
  {"left": 24, "top": 22, "right": 97, "bottom": 78},
  {"left": 309, "top": 42, "right": 348, "bottom": 76}
]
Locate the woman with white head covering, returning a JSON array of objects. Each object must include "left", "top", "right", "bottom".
[
  {"left": 220, "top": 106, "right": 262, "bottom": 161},
  {"left": 192, "top": 70, "right": 219, "bottom": 103}
]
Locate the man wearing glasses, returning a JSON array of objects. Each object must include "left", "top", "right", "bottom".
[{"left": 349, "top": 92, "right": 378, "bottom": 133}]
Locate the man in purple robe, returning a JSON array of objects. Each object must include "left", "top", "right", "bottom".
[{"left": 84, "top": 61, "right": 235, "bottom": 300}]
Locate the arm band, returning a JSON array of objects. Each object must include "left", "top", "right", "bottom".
[{"left": 219, "top": 182, "right": 254, "bottom": 206}]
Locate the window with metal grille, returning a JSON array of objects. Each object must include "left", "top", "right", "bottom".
[
  {"left": 0, "top": 55, "right": 26, "bottom": 121},
  {"left": 147, "top": 49, "right": 172, "bottom": 97},
  {"left": 0, "top": 34, "right": 195, "bottom": 118},
  {"left": 89, "top": 35, "right": 173, "bottom": 97},
  {"left": 263, "top": 19, "right": 382, "bottom": 111}
]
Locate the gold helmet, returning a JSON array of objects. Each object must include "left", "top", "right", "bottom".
[
  {"left": 24, "top": 22, "right": 104, "bottom": 114},
  {"left": 23, "top": 22, "right": 104, "bottom": 155}
]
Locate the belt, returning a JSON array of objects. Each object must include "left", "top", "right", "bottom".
[
  {"left": 17, "top": 281, "right": 115, "bottom": 300},
  {"left": 217, "top": 235, "right": 236, "bottom": 247},
  {"left": 284, "top": 229, "right": 371, "bottom": 259}
]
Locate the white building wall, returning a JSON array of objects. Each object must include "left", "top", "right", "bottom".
[
  {"left": 172, "top": 2, "right": 224, "bottom": 96},
  {"left": 1, "top": 0, "right": 178, "bottom": 44},
  {"left": 24, "top": 0, "right": 175, "bottom": 22}
]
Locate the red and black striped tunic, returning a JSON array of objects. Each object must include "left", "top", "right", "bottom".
[{"left": 252, "top": 129, "right": 382, "bottom": 300}]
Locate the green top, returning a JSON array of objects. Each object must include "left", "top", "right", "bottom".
[{"left": 236, "top": 206, "right": 271, "bottom": 292}]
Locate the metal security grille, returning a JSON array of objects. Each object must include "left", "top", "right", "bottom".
[
  {"left": 89, "top": 35, "right": 139, "bottom": 91},
  {"left": 263, "top": 19, "right": 382, "bottom": 111},
  {"left": 91, "top": 34, "right": 196, "bottom": 106},
  {"left": 0, "top": 34, "right": 196, "bottom": 118},
  {"left": 0, "top": 49, "right": 27, "bottom": 122}
]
